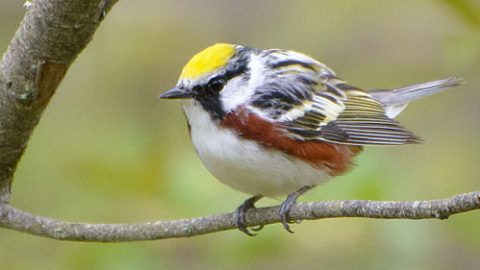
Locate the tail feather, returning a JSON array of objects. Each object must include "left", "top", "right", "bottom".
[
  {"left": 370, "top": 77, "right": 463, "bottom": 106},
  {"left": 369, "top": 77, "right": 463, "bottom": 118}
]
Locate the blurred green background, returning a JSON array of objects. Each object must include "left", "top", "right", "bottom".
[{"left": 1, "top": 0, "right": 480, "bottom": 269}]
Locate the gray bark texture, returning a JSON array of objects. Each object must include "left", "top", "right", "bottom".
[
  {"left": 0, "top": 0, "right": 116, "bottom": 203},
  {"left": 0, "top": 192, "right": 478, "bottom": 241},
  {"left": 0, "top": 0, "right": 478, "bottom": 242}
]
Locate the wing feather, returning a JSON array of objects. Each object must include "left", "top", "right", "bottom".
[
  {"left": 283, "top": 80, "right": 420, "bottom": 145},
  {"left": 248, "top": 50, "right": 420, "bottom": 145}
]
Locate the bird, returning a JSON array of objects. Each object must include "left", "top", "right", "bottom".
[{"left": 159, "top": 43, "right": 462, "bottom": 235}]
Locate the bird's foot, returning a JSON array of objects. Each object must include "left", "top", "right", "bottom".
[
  {"left": 234, "top": 195, "right": 263, "bottom": 236},
  {"left": 279, "top": 185, "right": 313, "bottom": 233}
]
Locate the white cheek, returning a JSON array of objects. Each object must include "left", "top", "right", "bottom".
[
  {"left": 220, "top": 77, "right": 252, "bottom": 112},
  {"left": 220, "top": 53, "right": 267, "bottom": 113}
]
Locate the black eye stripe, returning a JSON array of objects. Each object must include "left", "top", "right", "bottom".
[
  {"left": 189, "top": 47, "right": 253, "bottom": 121},
  {"left": 192, "top": 85, "right": 202, "bottom": 92},
  {"left": 190, "top": 47, "right": 251, "bottom": 95}
]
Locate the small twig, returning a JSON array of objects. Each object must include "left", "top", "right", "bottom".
[{"left": 0, "top": 192, "right": 478, "bottom": 242}]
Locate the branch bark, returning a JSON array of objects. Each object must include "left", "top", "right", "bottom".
[
  {"left": 0, "top": 0, "right": 117, "bottom": 203},
  {"left": 0, "top": 192, "right": 478, "bottom": 242}
]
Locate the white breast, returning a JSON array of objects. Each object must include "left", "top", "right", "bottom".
[{"left": 181, "top": 101, "right": 331, "bottom": 197}]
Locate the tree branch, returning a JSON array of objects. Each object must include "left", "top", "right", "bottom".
[
  {"left": 0, "top": 192, "right": 478, "bottom": 242},
  {"left": 0, "top": 0, "right": 118, "bottom": 203}
]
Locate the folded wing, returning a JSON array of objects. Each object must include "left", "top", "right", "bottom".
[{"left": 285, "top": 86, "right": 421, "bottom": 145}]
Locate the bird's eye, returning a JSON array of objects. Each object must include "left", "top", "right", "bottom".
[{"left": 207, "top": 77, "right": 225, "bottom": 92}]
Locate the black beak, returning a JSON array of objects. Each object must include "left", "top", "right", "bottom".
[{"left": 158, "top": 86, "right": 193, "bottom": 99}]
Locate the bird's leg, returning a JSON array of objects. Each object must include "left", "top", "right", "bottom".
[
  {"left": 234, "top": 195, "right": 263, "bottom": 236},
  {"left": 279, "top": 185, "right": 314, "bottom": 233}
]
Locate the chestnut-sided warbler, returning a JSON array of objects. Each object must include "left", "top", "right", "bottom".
[{"left": 159, "top": 43, "right": 461, "bottom": 235}]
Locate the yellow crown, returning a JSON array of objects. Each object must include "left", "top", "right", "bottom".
[{"left": 180, "top": 43, "right": 235, "bottom": 80}]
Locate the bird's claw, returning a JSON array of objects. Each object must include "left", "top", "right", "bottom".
[
  {"left": 234, "top": 195, "right": 263, "bottom": 236},
  {"left": 278, "top": 185, "right": 313, "bottom": 233}
]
